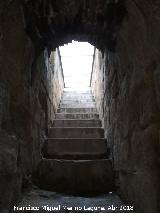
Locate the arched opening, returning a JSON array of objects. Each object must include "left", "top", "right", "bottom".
[
  {"left": 22, "top": 0, "right": 126, "bottom": 52},
  {"left": 60, "top": 41, "right": 94, "bottom": 89}
]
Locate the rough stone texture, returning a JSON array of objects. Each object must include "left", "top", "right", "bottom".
[
  {"left": 52, "top": 119, "right": 101, "bottom": 127},
  {"left": 0, "top": 2, "right": 34, "bottom": 212},
  {"left": 34, "top": 159, "right": 114, "bottom": 195},
  {"left": 21, "top": 0, "right": 126, "bottom": 51},
  {"left": 31, "top": 48, "right": 64, "bottom": 172},
  {"left": 91, "top": 1, "right": 160, "bottom": 212},
  {"left": 43, "top": 138, "right": 108, "bottom": 160},
  {"left": 0, "top": 131, "right": 21, "bottom": 213},
  {"left": 0, "top": 1, "right": 64, "bottom": 211},
  {"left": 49, "top": 127, "right": 104, "bottom": 138},
  {"left": 110, "top": 1, "right": 160, "bottom": 212},
  {"left": 49, "top": 50, "right": 64, "bottom": 116},
  {"left": 91, "top": 49, "right": 105, "bottom": 127}
]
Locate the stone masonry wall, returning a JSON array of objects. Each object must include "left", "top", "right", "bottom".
[
  {"left": 91, "top": 48, "right": 105, "bottom": 128},
  {"left": 0, "top": 1, "right": 64, "bottom": 212},
  {"left": 49, "top": 49, "right": 64, "bottom": 117},
  {"left": 31, "top": 48, "right": 64, "bottom": 172},
  {"left": 0, "top": 2, "right": 34, "bottom": 211},
  {"left": 91, "top": 1, "right": 160, "bottom": 212}
]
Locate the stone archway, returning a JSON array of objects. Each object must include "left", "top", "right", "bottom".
[{"left": 21, "top": 0, "right": 126, "bottom": 52}]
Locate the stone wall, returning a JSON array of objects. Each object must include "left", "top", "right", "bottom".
[
  {"left": 49, "top": 49, "right": 64, "bottom": 117},
  {"left": 0, "top": 2, "right": 34, "bottom": 211},
  {"left": 91, "top": 48, "right": 105, "bottom": 127},
  {"left": 0, "top": 1, "right": 64, "bottom": 211},
  {"left": 110, "top": 1, "right": 160, "bottom": 212},
  {"left": 31, "top": 48, "right": 64, "bottom": 172},
  {"left": 91, "top": 1, "right": 160, "bottom": 212}
]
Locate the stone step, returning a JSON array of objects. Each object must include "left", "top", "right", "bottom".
[
  {"left": 60, "top": 103, "right": 96, "bottom": 108},
  {"left": 62, "top": 97, "right": 94, "bottom": 102},
  {"left": 62, "top": 94, "right": 93, "bottom": 99},
  {"left": 61, "top": 100, "right": 95, "bottom": 104},
  {"left": 56, "top": 113, "right": 99, "bottom": 120},
  {"left": 49, "top": 127, "right": 104, "bottom": 138},
  {"left": 57, "top": 107, "right": 97, "bottom": 113},
  {"left": 43, "top": 138, "right": 109, "bottom": 159},
  {"left": 33, "top": 159, "right": 114, "bottom": 195},
  {"left": 53, "top": 119, "right": 101, "bottom": 127},
  {"left": 63, "top": 91, "right": 92, "bottom": 95}
]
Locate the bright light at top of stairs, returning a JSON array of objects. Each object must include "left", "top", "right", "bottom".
[{"left": 59, "top": 40, "right": 94, "bottom": 90}]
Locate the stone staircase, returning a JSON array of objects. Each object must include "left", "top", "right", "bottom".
[{"left": 34, "top": 89, "right": 114, "bottom": 195}]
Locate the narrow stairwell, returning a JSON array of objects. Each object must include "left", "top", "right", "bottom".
[{"left": 35, "top": 89, "right": 114, "bottom": 195}]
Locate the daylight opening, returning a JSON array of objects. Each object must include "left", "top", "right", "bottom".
[{"left": 59, "top": 41, "right": 94, "bottom": 91}]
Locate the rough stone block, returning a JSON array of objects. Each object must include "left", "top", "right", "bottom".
[
  {"left": 49, "top": 127, "right": 104, "bottom": 138},
  {"left": 33, "top": 159, "right": 114, "bottom": 195},
  {"left": 43, "top": 138, "right": 109, "bottom": 159}
]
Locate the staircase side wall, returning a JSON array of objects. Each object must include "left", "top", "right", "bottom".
[
  {"left": 90, "top": 49, "right": 105, "bottom": 128},
  {"left": 0, "top": 1, "right": 35, "bottom": 211},
  {"left": 91, "top": 1, "right": 160, "bottom": 212},
  {"left": 49, "top": 49, "right": 64, "bottom": 120},
  {"left": 0, "top": 1, "right": 64, "bottom": 211}
]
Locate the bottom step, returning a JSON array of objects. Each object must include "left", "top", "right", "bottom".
[{"left": 33, "top": 159, "right": 114, "bottom": 195}]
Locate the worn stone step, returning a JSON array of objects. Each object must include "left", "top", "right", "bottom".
[
  {"left": 62, "top": 97, "right": 93, "bottom": 102},
  {"left": 56, "top": 113, "right": 99, "bottom": 120},
  {"left": 62, "top": 97, "right": 94, "bottom": 102},
  {"left": 60, "top": 103, "right": 96, "bottom": 108},
  {"left": 53, "top": 119, "right": 101, "bottom": 127},
  {"left": 62, "top": 97, "right": 93, "bottom": 101},
  {"left": 63, "top": 94, "right": 93, "bottom": 98},
  {"left": 49, "top": 127, "right": 104, "bottom": 138},
  {"left": 33, "top": 159, "right": 114, "bottom": 195},
  {"left": 61, "top": 100, "right": 95, "bottom": 105},
  {"left": 57, "top": 107, "right": 97, "bottom": 113},
  {"left": 43, "top": 138, "right": 109, "bottom": 159},
  {"left": 63, "top": 91, "right": 92, "bottom": 95}
]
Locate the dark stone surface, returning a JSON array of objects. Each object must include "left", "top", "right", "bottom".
[
  {"left": 21, "top": 0, "right": 127, "bottom": 51},
  {"left": 91, "top": 1, "right": 160, "bottom": 212},
  {"left": 33, "top": 159, "right": 114, "bottom": 196},
  {"left": 0, "top": 1, "right": 64, "bottom": 212},
  {"left": 13, "top": 189, "right": 127, "bottom": 213},
  {"left": 0, "top": 131, "right": 21, "bottom": 213}
]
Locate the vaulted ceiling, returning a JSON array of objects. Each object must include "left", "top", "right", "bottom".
[{"left": 21, "top": 0, "right": 126, "bottom": 52}]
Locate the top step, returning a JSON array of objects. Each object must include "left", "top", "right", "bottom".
[
  {"left": 62, "top": 95, "right": 93, "bottom": 101},
  {"left": 64, "top": 87, "right": 91, "bottom": 90},
  {"left": 63, "top": 92, "right": 92, "bottom": 96},
  {"left": 63, "top": 91, "right": 92, "bottom": 96},
  {"left": 64, "top": 90, "right": 91, "bottom": 93}
]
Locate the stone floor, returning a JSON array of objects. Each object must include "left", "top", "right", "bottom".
[{"left": 12, "top": 188, "right": 135, "bottom": 213}]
